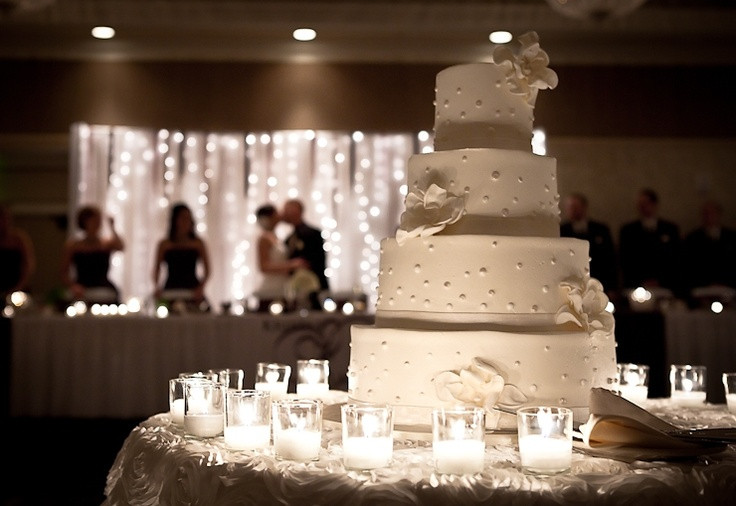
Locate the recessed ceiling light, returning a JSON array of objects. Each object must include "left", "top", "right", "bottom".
[
  {"left": 91, "top": 26, "right": 116, "bottom": 40},
  {"left": 293, "top": 28, "right": 317, "bottom": 42},
  {"left": 489, "top": 31, "right": 513, "bottom": 44}
]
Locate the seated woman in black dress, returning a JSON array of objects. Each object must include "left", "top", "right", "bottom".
[
  {"left": 0, "top": 204, "right": 36, "bottom": 300},
  {"left": 153, "top": 203, "right": 211, "bottom": 311},
  {"left": 61, "top": 205, "right": 124, "bottom": 304}
]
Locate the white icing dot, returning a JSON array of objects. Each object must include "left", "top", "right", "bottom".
[
  {"left": 509, "top": 107, "right": 516, "bottom": 117},
  {"left": 488, "top": 289, "right": 495, "bottom": 296},
  {"left": 461, "top": 155, "right": 468, "bottom": 162},
  {"left": 580, "top": 379, "right": 588, "bottom": 386},
  {"left": 592, "top": 367, "right": 598, "bottom": 373},
  {"left": 414, "top": 264, "right": 421, "bottom": 273},
  {"left": 544, "top": 184, "right": 550, "bottom": 192},
  {"left": 381, "top": 341, "right": 388, "bottom": 349},
  {"left": 544, "top": 345, "right": 550, "bottom": 351},
  {"left": 559, "top": 398, "right": 567, "bottom": 405},
  {"left": 403, "top": 361, "right": 411, "bottom": 367},
  {"left": 531, "top": 305, "right": 538, "bottom": 312},
  {"left": 459, "top": 294, "right": 466, "bottom": 301},
  {"left": 383, "top": 369, "right": 389, "bottom": 376},
  {"left": 592, "top": 346, "right": 598, "bottom": 352},
  {"left": 388, "top": 268, "right": 393, "bottom": 275},
  {"left": 561, "top": 373, "right": 568, "bottom": 380},
  {"left": 516, "top": 262, "right": 523, "bottom": 269},
  {"left": 479, "top": 267, "right": 487, "bottom": 276},
  {"left": 428, "top": 244, "right": 434, "bottom": 251},
  {"left": 491, "top": 171, "right": 500, "bottom": 180},
  {"left": 396, "top": 286, "right": 403, "bottom": 295},
  {"left": 388, "top": 297, "right": 394, "bottom": 306},
  {"left": 482, "top": 196, "right": 489, "bottom": 203},
  {"left": 460, "top": 111, "right": 466, "bottom": 119},
  {"left": 507, "top": 302, "right": 515, "bottom": 311},
  {"left": 492, "top": 241, "right": 498, "bottom": 248},
  {"left": 475, "top": 99, "right": 482, "bottom": 107},
  {"left": 427, "top": 352, "right": 433, "bottom": 359},
  {"left": 443, "top": 281, "right": 451, "bottom": 288},
  {"left": 584, "top": 356, "right": 590, "bottom": 363},
  {"left": 518, "top": 176, "right": 524, "bottom": 183},
  {"left": 395, "top": 396, "right": 401, "bottom": 402},
  {"left": 512, "top": 197, "right": 519, "bottom": 204},
  {"left": 542, "top": 285, "right": 549, "bottom": 293},
  {"left": 550, "top": 257, "right": 557, "bottom": 265},
  {"left": 367, "top": 389, "right": 373, "bottom": 395},
  {"left": 569, "top": 249, "right": 575, "bottom": 256},
  {"left": 444, "top": 99, "right": 450, "bottom": 107},
  {"left": 501, "top": 208, "right": 509, "bottom": 217},
  {"left": 456, "top": 351, "right": 461, "bottom": 356},
  {"left": 369, "top": 353, "right": 375, "bottom": 361},
  {"left": 410, "top": 295, "right": 416, "bottom": 302},
  {"left": 480, "top": 303, "right": 487, "bottom": 310},
  {"left": 423, "top": 280, "right": 429, "bottom": 288},
  {"left": 423, "top": 299, "right": 430, "bottom": 307},
  {"left": 456, "top": 87, "right": 462, "bottom": 94},
  {"left": 514, "top": 360, "right": 521, "bottom": 367},
  {"left": 530, "top": 384, "right": 538, "bottom": 393},
  {"left": 446, "top": 303, "right": 453, "bottom": 310},
  {"left": 464, "top": 186, "right": 470, "bottom": 193}
]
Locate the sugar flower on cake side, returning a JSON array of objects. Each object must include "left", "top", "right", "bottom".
[
  {"left": 555, "top": 275, "right": 615, "bottom": 337},
  {"left": 395, "top": 183, "right": 465, "bottom": 245},
  {"left": 492, "top": 31, "right": 559, "bottom": 106},
  {"left": 434, "top": 358, "right": 528, "bottom": 413}
]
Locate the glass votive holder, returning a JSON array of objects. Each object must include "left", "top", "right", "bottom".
[
  {"left": 723, "top": 373, "right": 736, "bottom": 414},
  {"left": 670, "top": 364, "right": 707, "bottom": 407},
  {"left": 184, "top": 378, "right": 225, "bottom": 438},
  {"left": 616, "top": 363, "right": 650, "bottom": 406},
  {"left": 341, "top": 403, "right": 394, "bottom": 470},
  {"left": 169, "top": 377, "right": 198, "bottom": 425},
  {"left": 179, "top": 370, "right": 219, "bottom": 382},
  {"left": 212, "top": 368, "right": 246, "bottom": 390},
  {"left": 296, "top": 359, "right": 330, "bottom": 398},
  {"left": 431, "top": 406, "right": 486, "bottom": 475},
  {"left": 224, "top": 389, "right": 271, "bottom": 450},
  {"left": 517, "top": 406, "right": 573, "bottom": 476},
  {"left": 254, "top": 362, "right": 291, "bottom": 399},
  {"left": 272, "top": 398, "right": 323, "bottom": 461}
]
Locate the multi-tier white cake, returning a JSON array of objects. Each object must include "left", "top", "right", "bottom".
[{"left": 348, "top": 32, "right": 617, "bottom": 427}]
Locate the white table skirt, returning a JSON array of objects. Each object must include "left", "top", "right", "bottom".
[
  {"left": 102, "top": 398, "right": 736, "bottom": 506},
  {"left": 664, "top": 309, "right": 736, "bottom": 403},
  {"left": 10, "top": 312, "right": 373, "bottom": 419}
]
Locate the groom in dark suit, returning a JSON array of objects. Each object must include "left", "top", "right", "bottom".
[{"left": 282, "top": 199, "right": 329, "bottom": 305}]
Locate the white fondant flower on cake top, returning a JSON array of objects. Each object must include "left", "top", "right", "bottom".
[
  {"left": 556, "top": 275, "right": 615, "bottom": 337},
  {"left": 434, "top": 358, "right": 527, "bottom": 412},
  {"left": 492, "top": 31, "right": 559, "bottom": 105},
  {"left": 396, "top": 183, "right": 465, "bottom": 245}
]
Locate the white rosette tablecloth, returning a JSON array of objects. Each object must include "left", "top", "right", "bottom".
[{"left": 103, "top": 398, "right": 736, "bottom": 506}]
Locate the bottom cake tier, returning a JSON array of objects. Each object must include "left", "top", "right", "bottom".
[{"left": 348, "top": 324, "right": 617, "bottom": 429}]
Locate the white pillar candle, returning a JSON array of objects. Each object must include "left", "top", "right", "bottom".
[
  {"left": 619, "top": 385, "right": 649, "bottom": 406},
  {"left": 518, "top": 435, "right": 572, "bottom": 474},
  {"left": 184, "top": 413, "right": 224, "bottom": 438},
  {"left": 224, "top": 425, "right": 271, "bottom": 450},
  {"left": 433, "top": 439, "right": 485, "bottom": 474},
  {"left": 255, "top": 381, "right": 288, "bottom": 399},
  {"left": 273, "top": 428, "right": 321, "bottom": 461},
  {"left": 670, "top": 390, "right": 706, "bottom": 408},
  {"left": 296, "top": 382, "right": 329, "bottom": 398},
  {"left": 726, "top": 393, "right": 736, "bottom": 414},
  {"left": 171, "top": 398, "right": 185, "bottom": 425},
  {"left": 343, "top": 436, "right": 393, "bottom": 469}
]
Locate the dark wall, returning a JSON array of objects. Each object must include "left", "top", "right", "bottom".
[{"left": 2, "top": 60, "right": 735, "bottom": 137}]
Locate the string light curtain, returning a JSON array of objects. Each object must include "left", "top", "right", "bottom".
[{"left": 69, "top": 123, "right": 433, "bottom": 311}]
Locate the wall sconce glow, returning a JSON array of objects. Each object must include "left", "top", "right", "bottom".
[
  {"left": 489, "top": 31, "right": 513, "bottom": 44},
  {"left": 293, "top": 28, "right": 317, "bottom": 42},
  {"left": 91, "top": 26, "right": 116, "bottom": 39}
]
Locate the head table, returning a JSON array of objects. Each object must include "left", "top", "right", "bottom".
[{"left": 103, "top": 394, "right": 736, "bottom": 506}]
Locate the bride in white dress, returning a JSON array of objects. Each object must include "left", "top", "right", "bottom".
[{"left": 254, "top": 204, "right": 308, "bottom": 305}]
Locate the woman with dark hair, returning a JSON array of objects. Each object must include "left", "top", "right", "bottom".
[
  {"left": 153, "top": 203, "right": 210, "bottom": 308},
  {"left": 253, "top": 204, "right": 307, "bottom": 308},
  {"left": 61, "top": 204, "right": 124, "bottom": 304},
  {"left": 0, "top": 204, "right": 35, "bottom": 299}
]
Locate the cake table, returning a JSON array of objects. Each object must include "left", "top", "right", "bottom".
[{"left": 103, "top": 395, "right": 736, "bottom": 505}]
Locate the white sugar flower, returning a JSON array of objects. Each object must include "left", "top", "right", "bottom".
[
  {"left": 556, "top": 275, "right": 615, "bottom": 337},
  {"left": 434, "top": 358, "right": 527, "bottom": 413},
  {"left": 492, "top": 31, "right": 559, "bottom": 105},
  {"left": 396, "top": 183, "right": 465, "bottom": 245}
]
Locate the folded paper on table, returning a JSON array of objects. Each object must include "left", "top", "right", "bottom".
[{"left": 578, "top": 388, "right": 733, "bottom": 461}]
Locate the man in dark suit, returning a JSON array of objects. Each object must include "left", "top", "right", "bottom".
[
  {"left": 560, "top": 192, "right": 618, "bottom": 293},
  {"left": 683, "top": 200, "right": 736, "bottom": 293},
  {"left": 619, "top": 188, "right": 681, "bottom": 293},
  {"left": 282, "top": 199, "right": 329, "bottom": 307}
]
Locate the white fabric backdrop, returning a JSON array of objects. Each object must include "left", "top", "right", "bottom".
[{"left": 69, "top": 123, "right": 433, "bottom": 310}]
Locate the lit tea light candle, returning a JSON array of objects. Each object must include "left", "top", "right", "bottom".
[
  {"left": 670, "top": 390, "right": 706, "bottom": 408},
  {"left": 433, "top": 439, "right": 485, "bottom": 475},
  {"left": 224, "top": 425, "right": 270, "bottom": 450},
  {"left": 273, "top": 428, "right": 321, "bottom": 461},
  {"left": 171, "top": 398, "right": 185, "bottom": 425},
  {"left": 726, "top": 394, "right": 736, "bottom": 414},
  {"left": 343, "top": 436, "right": 393, "bottom": 469},
  {"left": 296, "top": 359, "right": 329, "bottom": 399},
  {"left": 619, "top": 385, "right": 648, "bottom": 406},
  {"left": 670, "top": 365, "right": 707, "bottom": 408},
  {"left": 341, "top": 407, "right": 394, "bottom": 470},
  {"left": 517, "top": 406, "right": 573, "bottom": 475},
  {"left": 184, "top": 413, "right": 224, "bottom": 438}
]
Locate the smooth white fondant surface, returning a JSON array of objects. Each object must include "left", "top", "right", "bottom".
[{"left": 376, "top": 235, "right": 590, "bottom": 325}]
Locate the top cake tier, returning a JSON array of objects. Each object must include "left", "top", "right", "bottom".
[
  {"left": 433, "top": 63, "right": 534, "bottom": 152},
  {"left": 432, "top": 32, "right": 558, "bottom": 152}
]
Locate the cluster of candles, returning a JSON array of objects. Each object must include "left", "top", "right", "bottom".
[
  {"left": 168, "top": 361, "right": 577, "bottom": 475},
  {"left": 618, "top": 362, "right": 736, "bottom": 413}
]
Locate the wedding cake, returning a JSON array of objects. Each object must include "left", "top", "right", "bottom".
[{"left": 348, "top": 32, "right": 617, "bottom": 427}]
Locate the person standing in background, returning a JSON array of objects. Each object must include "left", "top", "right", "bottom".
[
  {"left": 153, "top": 203, "right": 210, "bottom": 309},
  {"left": 560, "top": 192, "right": 618, "bottom": 295},
  {"left": 682, "top": 200, "right": 736, "bottom": 296},
  {"left": 0, "top": 204, "right": 35, "bottom": 299},
  {"left": 61, "top": 204, "right": 124, "bottom": 304},
  {"left": 282, "top": 199, "right": 329, "bottom": 309},
  {"left": 618, "top": 188, "right": 681, "bottom": 294}
]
